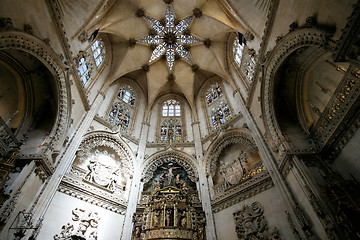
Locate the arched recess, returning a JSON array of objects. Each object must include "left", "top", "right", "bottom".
[
  {"left": 261, "top": 28, "right": 331, "bottom": 152},
  {"left": 72, "top": 131, "right": 135, "bottom": 204},
  {"left": 0, "top": 31, "right": 70, "bottom": 156},
  {"left": 76, "top": 132, "right": 135, "bottom": 177},
  {"left": 204, "top": 128, "right": 259, "bottom": 178},
  {"left": 141, "top": 149, "right": 198, "bottom": 185}
]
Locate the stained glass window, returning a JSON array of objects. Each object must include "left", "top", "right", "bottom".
[
  {"left": 233, "top": 36, "right": 256, "bottom": 83},
  {"left": 77, "top": 56, "right": 91, "bottom": 85},
  {"left": 91, "top": 40, "right": 105, "bottom": 67},
  {"left": 233, "top": 38, "right": 244, "bottom": 67},
  {"left": 118, "top": 85, "right": 136, "bottom": 106},
  {"left": 160, "top": 119, "right": 182, "bottom": 141},
  {"left": 162, "top": 100, "right": 181, "bottom": 117},
  {"left": 210, "top": 100, "right": 232, "bottom": 129},
  {"left": 160, "top": 99, "right": 182, "bottom": 141},
  {"left": 205, "top": 83, "right": 223, "bottom": 105},
  {"left": 108, "top": 102, "right": 131, "bottom": 131}
]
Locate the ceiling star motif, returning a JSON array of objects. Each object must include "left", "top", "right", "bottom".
[{"left": 138, "top": 4, "right": 202, "bottom": 71}]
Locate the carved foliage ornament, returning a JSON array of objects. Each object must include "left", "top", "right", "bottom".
[
  {"left": 54, "top": 208, "right": 100, "bottom": 240},
  {"left": 142, "top": 151, "right": 198, "bottom": 184},
  {"left": 233, "top": 202, "right": 281, "bottom": 240}
]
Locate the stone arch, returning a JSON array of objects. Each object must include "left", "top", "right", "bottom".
[
  {"left": 205, "top": 128, "right": 258, "bottom": 177},
  {"left": 261, "top": 28, "right": 330, "bottom": 152},
  {"left": 0, "top": 30, "right": 70, "bottom": 154},
  {"left": 76, "top": 131, "right": 135, "bottom": 176},
  {"left": 141, "top": 149, "right": 198, "bottom": 184}
]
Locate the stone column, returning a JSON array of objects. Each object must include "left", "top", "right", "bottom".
[
  {"left": 233, "top": 90, "right": 310, "bottom": 239},
  {"left": 192, "top": 120, "right": 217, "bottom": 240},
  {"left": 120, "top": 121, "right": 149, "bottom": 240}
]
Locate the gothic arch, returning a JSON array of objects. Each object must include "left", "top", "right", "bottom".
[
  {"left": 0, "top": 30, "right": 70, "bottom": 153},
  {"left": 205, "top": 128, "right": 258, "bottom": 176},
  {"left": 77, "top": 131, "right": 135, "bottom": 176},
  {"left": 141, "top": 149, "right": 198, "bottom": 184},
  {"left": 261, "top": 28, "right": 330, "bottom": 152}
]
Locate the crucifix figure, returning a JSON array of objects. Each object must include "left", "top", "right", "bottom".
[{"left": 161, "top": 164, "right": 180, "bottom": 186}]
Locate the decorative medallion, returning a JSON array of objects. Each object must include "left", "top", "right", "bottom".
[{"left": 138, "top": 4, "right": 202, "bottom": 71}]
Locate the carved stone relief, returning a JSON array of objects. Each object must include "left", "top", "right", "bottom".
[
  {"left": 83, "top": 150, "right": 127, "bottom": 192},
  {"left": 54, "top": 208, "right": 100, "bottom": 240},
  {"left": 233, "top": 202, "right": 281, "bottom": 240}
]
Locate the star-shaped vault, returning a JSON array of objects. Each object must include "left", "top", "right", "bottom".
[{"left": 138, "top": 4, "right": 202, "bottom": 71}]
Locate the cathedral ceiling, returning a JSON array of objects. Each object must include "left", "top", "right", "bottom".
[{"left": 84, "top": 0, "right": 240, "bottom": 108}]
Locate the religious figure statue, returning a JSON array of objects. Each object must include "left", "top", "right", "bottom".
[
  {"left": 175, "top": 173, "right": 182, "bottom": 185},
  {"left": 84, "top": 159, "right": 97, "bottom": 182},
  {"left": 181, "top": 211, "right": 187, "bottom": 227},
  {"left": 159, "top": 172, "right": 166, "bottom": 187},
  {"left": 153, "top": 179, "right": 161, "bottom": 195},
  {"left": 166, "top": 209, "right": 172, "bottom": 226},
  {"left": 161, "top": 164, "right": 180, "bottom": 186},
  {"left": 153, "top": 211, "right": 159, "bottom": 227},
  {"left": 134, "top": 226, "right": 141, "bottom": 238}
]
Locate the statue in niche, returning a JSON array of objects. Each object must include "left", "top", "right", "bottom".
[
  {"left": 161, "top": 163, "right": 180, "bottom": 186},
  {"left": 166, "top": 209, "right": 172, "bottom": 226},
  {"left": 153, "top": 211, "right": 160, "bottom": 227},
  {"left": 180, "top": 211, "right": 187, "bottom": 227}
]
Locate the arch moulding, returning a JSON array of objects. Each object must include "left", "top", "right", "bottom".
[
  {"left": 0, "top": 30, "right": 71, "bottom": 155},
  {"left": 141, "top": 149, "right": 198, "bottom": 184},
  {"left": 77, "top": 131, "right": 135, "bottom": 176},
  {"left": 204, "top": 128, "right": 258, "bottom": 177},
  {"left": 261, "top": 27, "right": 331, "bottom": 152}
]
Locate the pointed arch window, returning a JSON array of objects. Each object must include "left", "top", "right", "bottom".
[
  {"left": 204, "top": 82, "right": 232, "bottom": 129},
  {"left": 108, "top": 102, "right": 131, "bottom": 130},
  {"left": 205, "top": 83, "right": 223, "bottom": 105},
  {"left": 159, "top": 99, "right": 182, "bottom": 141},
  {"left": 91, "top": 40, "right": 105, "bottom": 67},
  {"left": 77, "top": 55, "right": 91, "bottom": 85},
  {"left": 232, "top": 36, "right": 256, "bottom": 84},
  {"left": 77, "top": 39, "right": 106, "bottom": 86},
  {"left": 108, "top": 85, "right": 136, "bottom": 131},
  {"left": 160, "top": 119, "right": 182, "bottom": 141},
  {"left": 162, "top": 100, "right": 181, "bottom": 117},
  {"left": 118, "top": 85, "right": 136, "bottom": 106}
]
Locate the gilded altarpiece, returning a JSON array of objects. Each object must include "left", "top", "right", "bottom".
[{"left": 133, "top": 163, "right": 205, "bottom": 240}]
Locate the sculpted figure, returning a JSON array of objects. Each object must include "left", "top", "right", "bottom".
[{"left": 162, "top": 164, "right": 180, "bottom": 186}]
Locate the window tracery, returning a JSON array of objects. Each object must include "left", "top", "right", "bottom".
[
  {"left": 159, "top": 99, "right": 183, "bottom": 141},
  {"left": 77, "top": 39, "right": 106, "bottom": 86},
  {"left": 91, "top": 40, "right": 105, "bottom": 67},
  {"left": 77, "top": 55, "right": 91, "bottom": 85},
  {"left": 232, "top": 36, "right": 256, "bottom": 84},
  {"left": 210, "top": 100, "right": 232, "bottom": 129},
  {"left": 204, "top": 82, "right": 232, "bottom": 129},
  {"left": 117, "top": 85, "right": 136, "bottom": 106},
  {"left": 108, "top": 102, "right": 131, "bottom": 131},
  {"left": 108, "top": 85, "right": 137, "bottom": 131}
]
